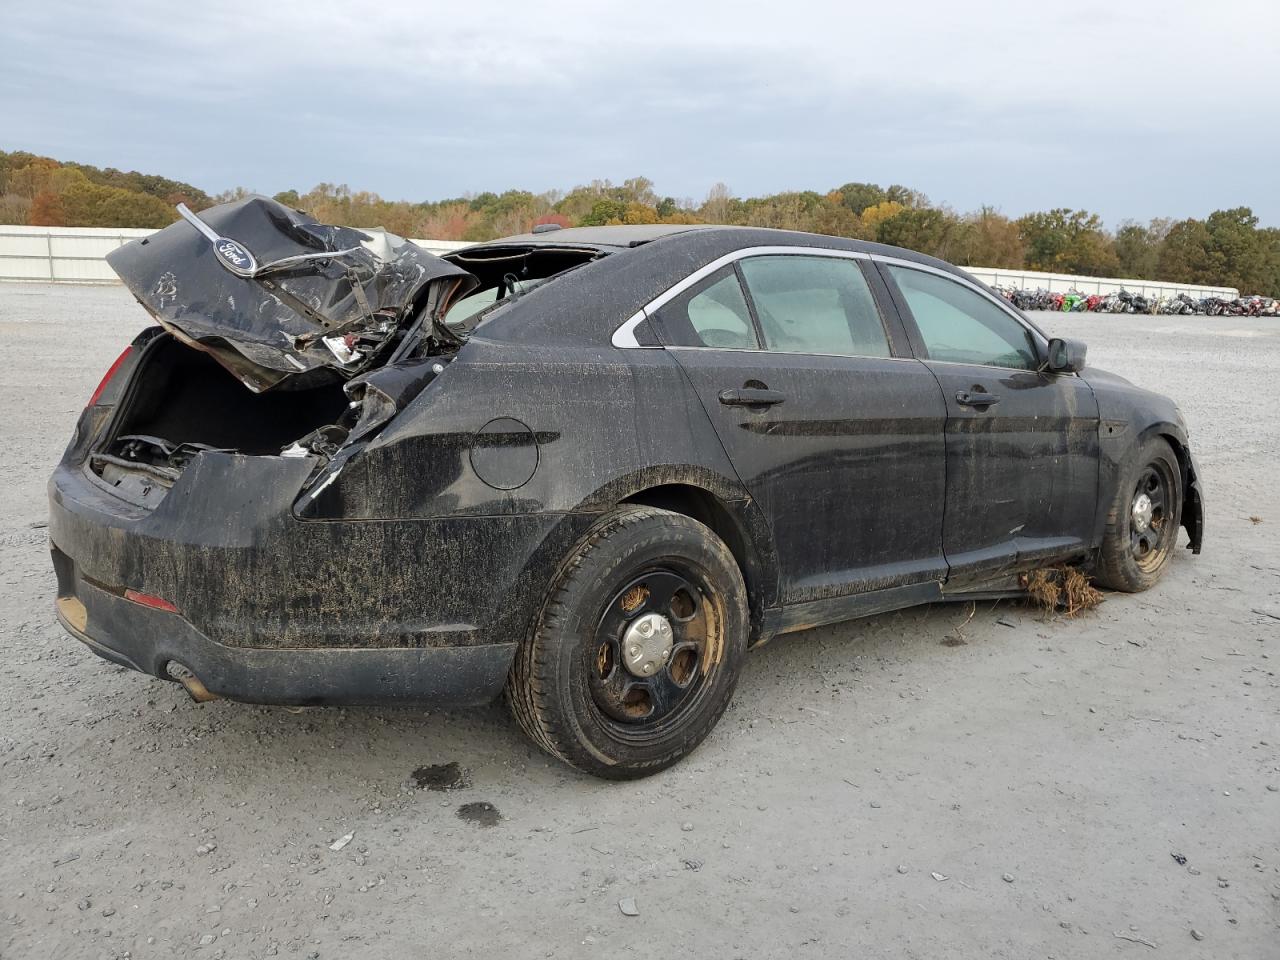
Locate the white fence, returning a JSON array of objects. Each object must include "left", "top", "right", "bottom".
[
  {"left": 0, "top": 225, "right": 471, "bottom": 283},
  {"left": 965, "top": 265, "right": 1238, "bottom": 301},
  {"left": 0, "top": 225, "right": 1243, "bottom": 300},
  {"left": 0, "top": 225, "right": 156, "bottom": 282}
]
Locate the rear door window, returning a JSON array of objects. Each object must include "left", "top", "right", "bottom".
[
  {"left": 655, "top": 265, "right": 759, "bottom": 349},
  {"left": 737, "top": 255, "right": 891, "bottom": 358}
]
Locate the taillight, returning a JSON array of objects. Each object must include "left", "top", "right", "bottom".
[
  {"left": 87, "top": 345, "right": 133, "bottom": 408},
  {"left": 124, "top": 589, "right": 179, "bottom": 614}
]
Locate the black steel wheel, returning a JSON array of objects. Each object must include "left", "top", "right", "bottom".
[
  {"left": 1096, "top": 437, "right": 1183, "bottom": 592},
  {"left": 506, "top": 506, "right": 748, "bottom": 779},
  {"left": 1128, "top": 460, "right": 1177, "bottom": 571},
  {"left": 588, "top": 568, "right": 719, "bottom": 733}
]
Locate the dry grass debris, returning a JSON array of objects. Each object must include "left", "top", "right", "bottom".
[{"left": 1021, "top": 566, "right": 1104, "bottom": 618}]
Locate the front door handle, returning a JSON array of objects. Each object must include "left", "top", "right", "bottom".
[
  {"left": 955, "top": 390, "right": 1001, "bottom": 408},
  {"left": 719, "top": 388, "right": 786, "bottom": 407}
]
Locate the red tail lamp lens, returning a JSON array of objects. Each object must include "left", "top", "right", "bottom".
[
  {"left": 88, "top": 345, "right": 133, "bottom": 407},
  {"left": 124, "top": 589, "right": 179, "bottom": 614}
]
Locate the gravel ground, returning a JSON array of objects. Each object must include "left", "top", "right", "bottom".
[{"left": 0, "top": 282, "right": 1277, "bottom": 960}]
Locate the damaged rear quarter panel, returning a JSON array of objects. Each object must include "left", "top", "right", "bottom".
[{"left": 299, "top": 334, "right": 779, "bottom": 643}]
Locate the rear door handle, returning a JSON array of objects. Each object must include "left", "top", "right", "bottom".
[
  {"left": 955, "top": 390, "right": 1001, "bottom": 408},
  {"left": 719, "top": 388, "right": 786, "bottom": 407}
]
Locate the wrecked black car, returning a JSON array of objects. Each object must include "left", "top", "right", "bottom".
[{"left": 49, "top": 198, "right": 1205, "bottom": 778}]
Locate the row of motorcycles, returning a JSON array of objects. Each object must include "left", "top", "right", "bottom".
[{"left": 997, "top": 287, "right": 1279, "bottom": 316}]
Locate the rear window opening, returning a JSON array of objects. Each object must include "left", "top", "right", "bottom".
[
  {"left": 442, "top": 246, "right": 601, "bottom": 335},
  {"left": 89, "top": 336, "right": 349, "bottom": 504}
]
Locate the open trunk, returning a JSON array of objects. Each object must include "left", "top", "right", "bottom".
[
  {"left": 91, "top": 196, "right": 485, "bottom": 507},
  {"left": 92, "top": 200, "right": 607, "bottom": 509},
  {"left": 89, "top": 335, "right": 352, "bottom": 506},
  {"left": 106, "top": 196, "right": 478, "bottom": 392}
]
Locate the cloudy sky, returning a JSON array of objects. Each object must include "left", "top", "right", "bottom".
[{"left": 3, "top": 0, "right": 1278, "bottom": 224}]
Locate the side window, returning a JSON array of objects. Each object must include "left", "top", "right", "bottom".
[
  {"left": 886, "top": 266, "right": 1039, "bottom": 370},
  {"left": 737, "top": 255, "right": 890, "bottom": 357},
  {"left": 655, "top": 265, "right": 759, "bottom": 349}
]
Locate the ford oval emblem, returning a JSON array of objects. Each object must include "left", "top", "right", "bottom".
[{"left": 212, "top": 236, "right": 258, "bottom": 277}]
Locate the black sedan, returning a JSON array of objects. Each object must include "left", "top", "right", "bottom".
[{"left": 49, "top": 198, "right": 1205, "bottom": 778}]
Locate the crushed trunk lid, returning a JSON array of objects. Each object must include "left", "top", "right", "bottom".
[{"left": 106, "top": 196, "right": 477, "bottom": 392}]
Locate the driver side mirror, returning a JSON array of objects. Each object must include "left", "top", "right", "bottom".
[{"left": 1045, "top": 337, "right": 1087, "bottom": 374}]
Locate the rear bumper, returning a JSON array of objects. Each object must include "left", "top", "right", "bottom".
[
  {"left": 48, "top": 452, "right": 594, "bottom": 706},
  {"left": 55, "top": 570, "right": 515, "bottom": 707}
]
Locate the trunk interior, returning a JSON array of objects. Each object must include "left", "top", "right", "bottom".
[
  {"left": 113, "top": 337, "right": 348, "bottom": 453},
  {"left": 90, "top": 336, "right": 348, "bottom": 504}
]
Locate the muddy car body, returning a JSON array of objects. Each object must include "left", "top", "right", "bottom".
[{"left": 49, "top": 199, "right": 1205, "bottom": 777}]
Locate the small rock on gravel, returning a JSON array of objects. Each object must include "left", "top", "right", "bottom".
[
  {"left": 1002, "top": 873, "right": 1015, "bottom": 883},
  {"left": 1191, "top": 928, "right": 1205, "bottom": 941},
  {"left": 618, "top": 897, "right": 639, "bottom": 917}
]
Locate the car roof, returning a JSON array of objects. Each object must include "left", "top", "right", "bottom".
[
  {"left": 482, "top": 223, "right": 715, "bottom": 248},
  {"left": 469, "top": 224, "right": 991, "bottom": 349},
  {"left": 473, "top": 223, "right": 941, "bottom": 264}
]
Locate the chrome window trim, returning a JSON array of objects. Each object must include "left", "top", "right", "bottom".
[
  {"left": 664, "top": 345, "right": 921, "bottom": 362},
  {"left": 611, "top": 245, "right": 874, "bottom": 349},
  {"left": 610, "top": 245, "right": 1050, "bottom": 364},
  {"left": 611, "top": 311, "right": 653, "bottom": 348}
]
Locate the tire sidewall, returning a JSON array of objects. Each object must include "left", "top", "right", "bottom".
[
  {"left": 1103, "top": 437, "right": 1183, "bottom": 590},
  {"left": 543, "top": 510, "right": 748, "bottom": 777}
]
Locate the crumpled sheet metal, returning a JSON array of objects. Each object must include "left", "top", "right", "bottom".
[{"left": 106, "top": 196, "right": 475, "bottom": 392}]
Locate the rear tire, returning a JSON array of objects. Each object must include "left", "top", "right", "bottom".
[
  {"left": 507, "top": 506, "right": 748, "bottom": 779},
  {"left": 1095, "top": 437, "right": 1182, "bottom": 592}
]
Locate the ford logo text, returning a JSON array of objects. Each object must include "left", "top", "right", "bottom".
[{"left": 212, "top": 237, "right": 258, "bottom": 277}]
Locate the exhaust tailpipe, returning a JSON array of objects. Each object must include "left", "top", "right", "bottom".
[{"left": 165, "top": 661, "right": 219, "bottom": 703}]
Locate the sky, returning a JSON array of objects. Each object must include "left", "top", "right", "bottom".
[{"left": 3, "top": 0, "right": 1278, "bottom": 225}]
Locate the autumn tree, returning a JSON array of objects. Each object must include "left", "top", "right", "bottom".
[
  {"left": 1113, "top": 219, "right": 1170, "bottom": 279},
  {"left": 1157, "top": 219, "right": 1217, "bottom": 284},
  {"left": 28, "top": 191, "right": 66, "bottom": 226},
  {"left": 1204, "top": 207, "right": 1273, "bottom": 293},
  {"left": 1017, "top": 208, "right": 1120, "bottom": 276},
  {"left": 955, "top": 207, "right": 1025, "bottom": 268},
  {"left": 4, "top": 147, "right": 1278, "bottom": 294}
]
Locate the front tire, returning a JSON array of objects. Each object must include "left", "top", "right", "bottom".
[
  {"left": 1095, "top": 437, "right": 1183, "bottom": 592},
  {"left": 507, "top": 506, "right": 748, "bottom": 779}
]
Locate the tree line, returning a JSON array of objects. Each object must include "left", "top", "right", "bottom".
[{"left": 3, "top": 149, "right": 1277, "bottom": 295}]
